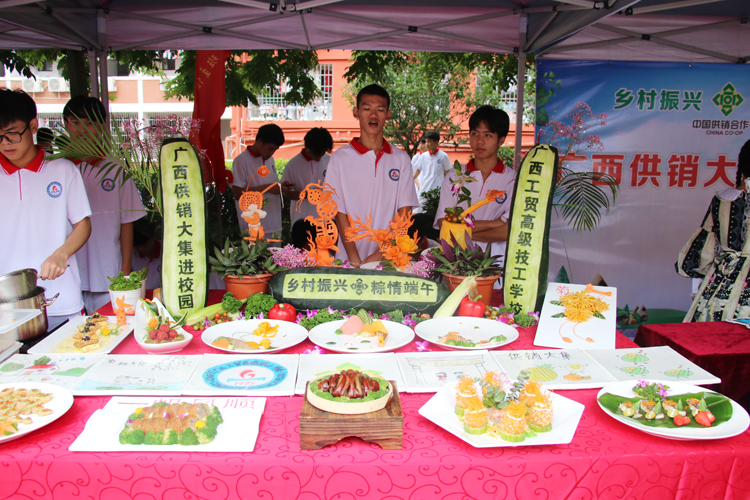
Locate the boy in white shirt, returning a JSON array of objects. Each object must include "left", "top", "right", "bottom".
[
  {"left": 63, "top": 96, "right": 146, "bottom": 314},
  {"left": 435, "top": 105, "right": 515, "bottom": 263},
  {"left": 414, "top": 130, "right": 452, "bottom": 210},
  {"left": 280, "top": 127, "right": 333, "bottom": 249},
  {"left": 325, "top": 84, "right": 419, "bottom": 265},
  {"left": 0, "top": 89, "right": 92, "bottom": 329},
  {"left": 411, "top": 136, "right": 428, "bottom": 170},
  {"left": 231, "top": 123, "right": 292, "bottom": 238}
]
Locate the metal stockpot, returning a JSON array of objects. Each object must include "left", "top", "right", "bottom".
[
  {"left": 0, "top": 287, "right": 58, "bottom": 341},
  {"left": 0, "top": 268, "right": 38, "bottom": 303}
]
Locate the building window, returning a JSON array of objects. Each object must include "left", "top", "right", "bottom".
[
  {"left": 247, "top": 63, "right": 333, "bottom": 121},
  {"left": 162, "top": 59, "right": 176, "bottom": 71}
]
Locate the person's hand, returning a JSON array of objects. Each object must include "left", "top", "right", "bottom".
[
  {"left": 363, "top": 250, "right": 384, "bottom": 264},
  {"left": 281, "top": 180, "right": 294, "bottom": 192},
  {"left": 39, "top": 251, "right": 68, "bottom": 280}
]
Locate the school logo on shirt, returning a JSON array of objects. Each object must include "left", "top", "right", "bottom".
[
  {"left": 388, "top": 169, "right": 400, "bottom": 181},
  {"left": 47, "top": 181, "right": 62, "bottom": 198},
  {"left": 101, "top": 178, "right": 115, "bottom": 191},
  {"left": 494, "top": 192, "right": 508, "bottom": 204}
]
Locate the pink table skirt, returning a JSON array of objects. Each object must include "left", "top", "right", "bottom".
[{"left": 2, "top": 319, "right": 750, "bottom": 499}]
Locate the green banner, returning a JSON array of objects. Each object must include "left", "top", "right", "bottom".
[
  {"left": 503, "top": 144, "right": 558, "bottom": 313},
  {"left": 281, "top": 273, "right": 437, "bottom": 303}
]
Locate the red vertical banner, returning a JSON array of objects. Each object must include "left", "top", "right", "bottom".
[{"left": 190, "top": 50, "right": 231, "bottom": 190}]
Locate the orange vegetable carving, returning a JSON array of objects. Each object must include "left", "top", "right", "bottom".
[{"left": 297, "top": 180, "right": 340, "bottom": 266}]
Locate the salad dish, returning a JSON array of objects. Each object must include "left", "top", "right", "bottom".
[
  {"left": 597, "top": 380, "right": 750, "bottom": 440},
  {"left": 118, "top": 401, "right": 223, "bottom": 446},
  {"left": 415, "top": 317, "right": 519, "bottom": 350}
]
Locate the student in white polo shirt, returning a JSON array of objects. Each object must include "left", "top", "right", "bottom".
[
  {"left": 63, "top": 96, "right": 146, "bottom": 314},
  {"left": 281, "top": 127, "right": 333, "bottom": 249},
  {"left": 414, "top": 130, "right": 452, "bottom": 208},
  {"left": 325, "top": 84, "right": 420, "bottom": 265},
  {"left": 411, "top": 136, "right": 428, "bottom": 170},
  {"left": 232, "top": 124, "right": 292, "bottom": 238},
  {"left": 435, "top": 105, "right": 516, "bottom": 264},
  {"left": 0, "top": 89, "right": 92, "bottom": 330}
]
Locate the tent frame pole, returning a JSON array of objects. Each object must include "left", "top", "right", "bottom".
[
  {"left": 515, "top": 13, "right": 527, "bottom": 168},
  {"left": 88, "top": 49, "right": 99, "bottom": 99}
]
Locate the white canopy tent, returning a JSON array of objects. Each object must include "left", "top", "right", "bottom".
[{"left": 1, "top": 0, "right": 748, "bottom": 155}]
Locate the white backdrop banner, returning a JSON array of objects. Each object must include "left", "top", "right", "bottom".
[{"left": 536, "top": 60, "right": 749, "bottom": 311}]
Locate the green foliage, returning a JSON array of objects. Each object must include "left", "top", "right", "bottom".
[
  {"left": 221, "top": 292, "right": 245, "bottom": 314},
  {"left": 343, "top": 53, "right": 473, "bottom": 156},
  {"left": 497, "top": 147, "right": 515, "bottom": 169},
  {"left": 165, "top": 50, "right": 320, "bottom": 107},
  {"left": 431, "top": 236, "right": 502, "bottom": 278},
  {"left": 209, "top": 237, "right": 282, "bottom": 278},
  {"left": 0, "top": 50, "right": 36, "bottom": 79},
  {"left": 419, "top": 187, "right": 441, "bottom": 222},
  {"left": 554, "top": 166, "right": 618, "bottom": 232},
  {"left": 244, "top": 292, "right": 278, "bottom": 318},
  {"left": 107, "top": 272, "right": 142, "bottom": 291},
  {"left": 299, "top": 309, "right": 344, "bottom": 330}
]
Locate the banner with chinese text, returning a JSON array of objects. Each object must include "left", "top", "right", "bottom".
[{"left": 536, "top": 60, "right": 749, "bottom": 310}]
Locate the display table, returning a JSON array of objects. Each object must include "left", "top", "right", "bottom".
[
  {"left": 635, "top": 322, "right": 750, "bottom": 406},
  {"left": 1, "top": 306, "right": 749, "bottom": 500}
]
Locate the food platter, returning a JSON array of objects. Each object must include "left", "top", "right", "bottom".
[
  {"left": 414, "top": 317, "right": 519, "bottom": 350},
  {"left": 418, "top": 383, "right": 584, "bottom": 448},
  {"left": 28, "top": 315, "right": 134, "bottom": 355},
  {"left": 305, "top": 374, "right": 393, "bottom": 414},
  {"left": 201, "top": 319, "right": 308, "bottom": 354},
  {"left": 308, "top": 319, "right": 414, "bottom": 353},
  {"left": 596, "top": 380, "right": 750, "bottom": 440},
  {"left": 0, "top": 382, "right": 74, "bottom": 444}
]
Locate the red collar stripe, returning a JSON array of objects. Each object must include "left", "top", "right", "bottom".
[
  {"left": 246, "top": 146, "right": 260, "bottom": 158},
  {"left": 301, "top": 148, "right": 312, "bottom": 161},
  {"left": 466, "top": 159, "right": 506, "bottom": 174},
  {"left": 0, "top": 146, "right": 45, "bottom": 175},
  {"left": 350, "top": 138, "right": 393, "bottom": 156}
]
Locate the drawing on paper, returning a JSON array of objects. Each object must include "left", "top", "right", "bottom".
[
  {"left": 0, "top": 354, "right": 103, "bottom": 390},
  {"left": 399, "top": 353, "right": 494, "bottom": 387},
  {"left": 202, "top": 359, "right": 288, "bottom": 390},
  {"left": 535, "top": 282, "right": 617, "bottom": 350},
  {"left": 75, "top": 355, "right": 200, "bottom": 393},
  {"left": 586, "top": 347, "right": 720, "bottom": 385}
]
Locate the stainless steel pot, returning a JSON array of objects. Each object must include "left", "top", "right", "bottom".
[
  {"left": 0, "top": 287, "right": 58, "bottom": 341},
  {"left": 0, "top": 269, "right": 38, "bottom": 303}
]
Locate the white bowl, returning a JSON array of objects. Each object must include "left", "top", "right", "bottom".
[{"left": 135, "top": 326, "right": 193, "bottom": 354}]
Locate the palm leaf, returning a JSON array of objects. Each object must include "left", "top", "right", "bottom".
[{"left": 553, "top": 170, "right": 618, "bottom": 232}]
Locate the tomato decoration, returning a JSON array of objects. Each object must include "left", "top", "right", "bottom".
[
  {"left": 268, "top": 303, "right": 297, "bottom": 322},
  {"left": 457, "top": 295, "right": 485, "bottom": 317}
]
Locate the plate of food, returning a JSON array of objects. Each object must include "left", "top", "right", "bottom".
[
  {"left": 597, "top": 380, "right": 750, "bottom": 440},
  {"left": 202, "top": 319, "right": 308, "bottom": 353},
  {"left": 0, "top": 382, "right": 75, "bottom": 443},
  {"left": 28, "top": 313, "right": 134, "bottom": 355},
  {"left": 69, "top": 396, "right": 266, "bottom": 452},
  {"left": 306, "top": 369, "right": 393, "bottom": 414},
  {"left": 418, "top": 373, "right": 584, "bottom": 448},
  {"left": 414, "top": 317, "right": 518, "bottom": 350},
  {"left": 307, "top": 311, "right": 415, "bottom": 353},
  {"left": 134, "top": 298, "right": 192, "bottom": 354}
]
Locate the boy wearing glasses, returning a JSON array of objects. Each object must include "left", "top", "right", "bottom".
[{"left": 0, "top": 89, "right": 91, "bottom": 329}]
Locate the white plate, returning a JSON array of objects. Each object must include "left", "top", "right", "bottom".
[
  {"left": 415, "top": 317, "right": 519, "bottom": 350},
  {"left": 28, "top": 315, "right": 135, "bottom": 355},
  {"left": 0, "top": 382, "right": 74, "bottom": 444},
  {"left": 202, "top": 319, "right": 308, "bottom": 354},
  {"left": 133, "top": 298, "right": 193, "bottom": 354},
  {"left": 0, "top": 309, "right": 42, "bottom": 335},
  {"left": 135, "top": 329, "right": 193, "bottom": 354},
  {"left": 418, "top": 383, "right": 585, "bottom": 447},
  {"left": 596, "top": 380, "right": 750, "bottom": 440},
  {"left": 308, "top": 319, "right": 415, "bottom": 353}
]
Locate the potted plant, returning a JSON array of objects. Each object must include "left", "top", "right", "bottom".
[
  {"left": 427, "top": 233, "right": 502, "bottom": 307},
  {"left": 209, "top": 237, "right": 284, "bottom": 299},
  {"left": 107, "top": 272, "right": 143, "bottom": 315}
]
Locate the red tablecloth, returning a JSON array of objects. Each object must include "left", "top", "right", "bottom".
[
  {"left": 2, "top": 300, "right": 750, "bottom": 500},
  {"left": 635, "top": 322, "right": 750, "bottom": 405}
]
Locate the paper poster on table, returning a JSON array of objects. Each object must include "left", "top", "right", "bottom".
[
  {"left": 586, "top": 346, "right": 721, "bottom": 385},
  {"left": 295, "top": 353, "right": 405, "bottom": 395},
  {"left": 534, "top": 282, "right": 617, "bottom": 350},
  {"left": 182, "top": 354, "right": 298, "bottom": 396},
  {"left": 491, "top": 349, "right": 617, "bottom": 390},
  {"left": 69, "top": 396, "right": 265, "bottom": 453},
  {"left": 0, "top": 354, "right": 106, "bottom": 391},
  {"left": 395, "top": 350, "right": 503, "bottom": 393},
  {"left": 73, "top": 355, "right": 202, "bottom": 395}
]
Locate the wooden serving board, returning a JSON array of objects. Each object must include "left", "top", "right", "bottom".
[{"left": 300, "top": 380, "right": 403, "bottom": 450}]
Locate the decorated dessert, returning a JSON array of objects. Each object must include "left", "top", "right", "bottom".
[
  {"left": 0, "top": 386, "right": 54, "bottom": 436},
  {"left": 598, "top": 381, "right": 733, "bottom": 429},
  {"left": 306, "top": 369, "right": 393, "bottom": 415},
  {"left": 437, "top": 331, "right": 507, "bottom": 348},
  {"left": 335, "top": 310, "right": 389, "bottom": 347},
  {"left": 453, "top": 373, "right": 556, "bottom": 442},
  {"left": 211, "top": 321, "right": 279, "bottom": 351},
  {"left": 118, "top": 401, "right": 223, "bottom": 445}
]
